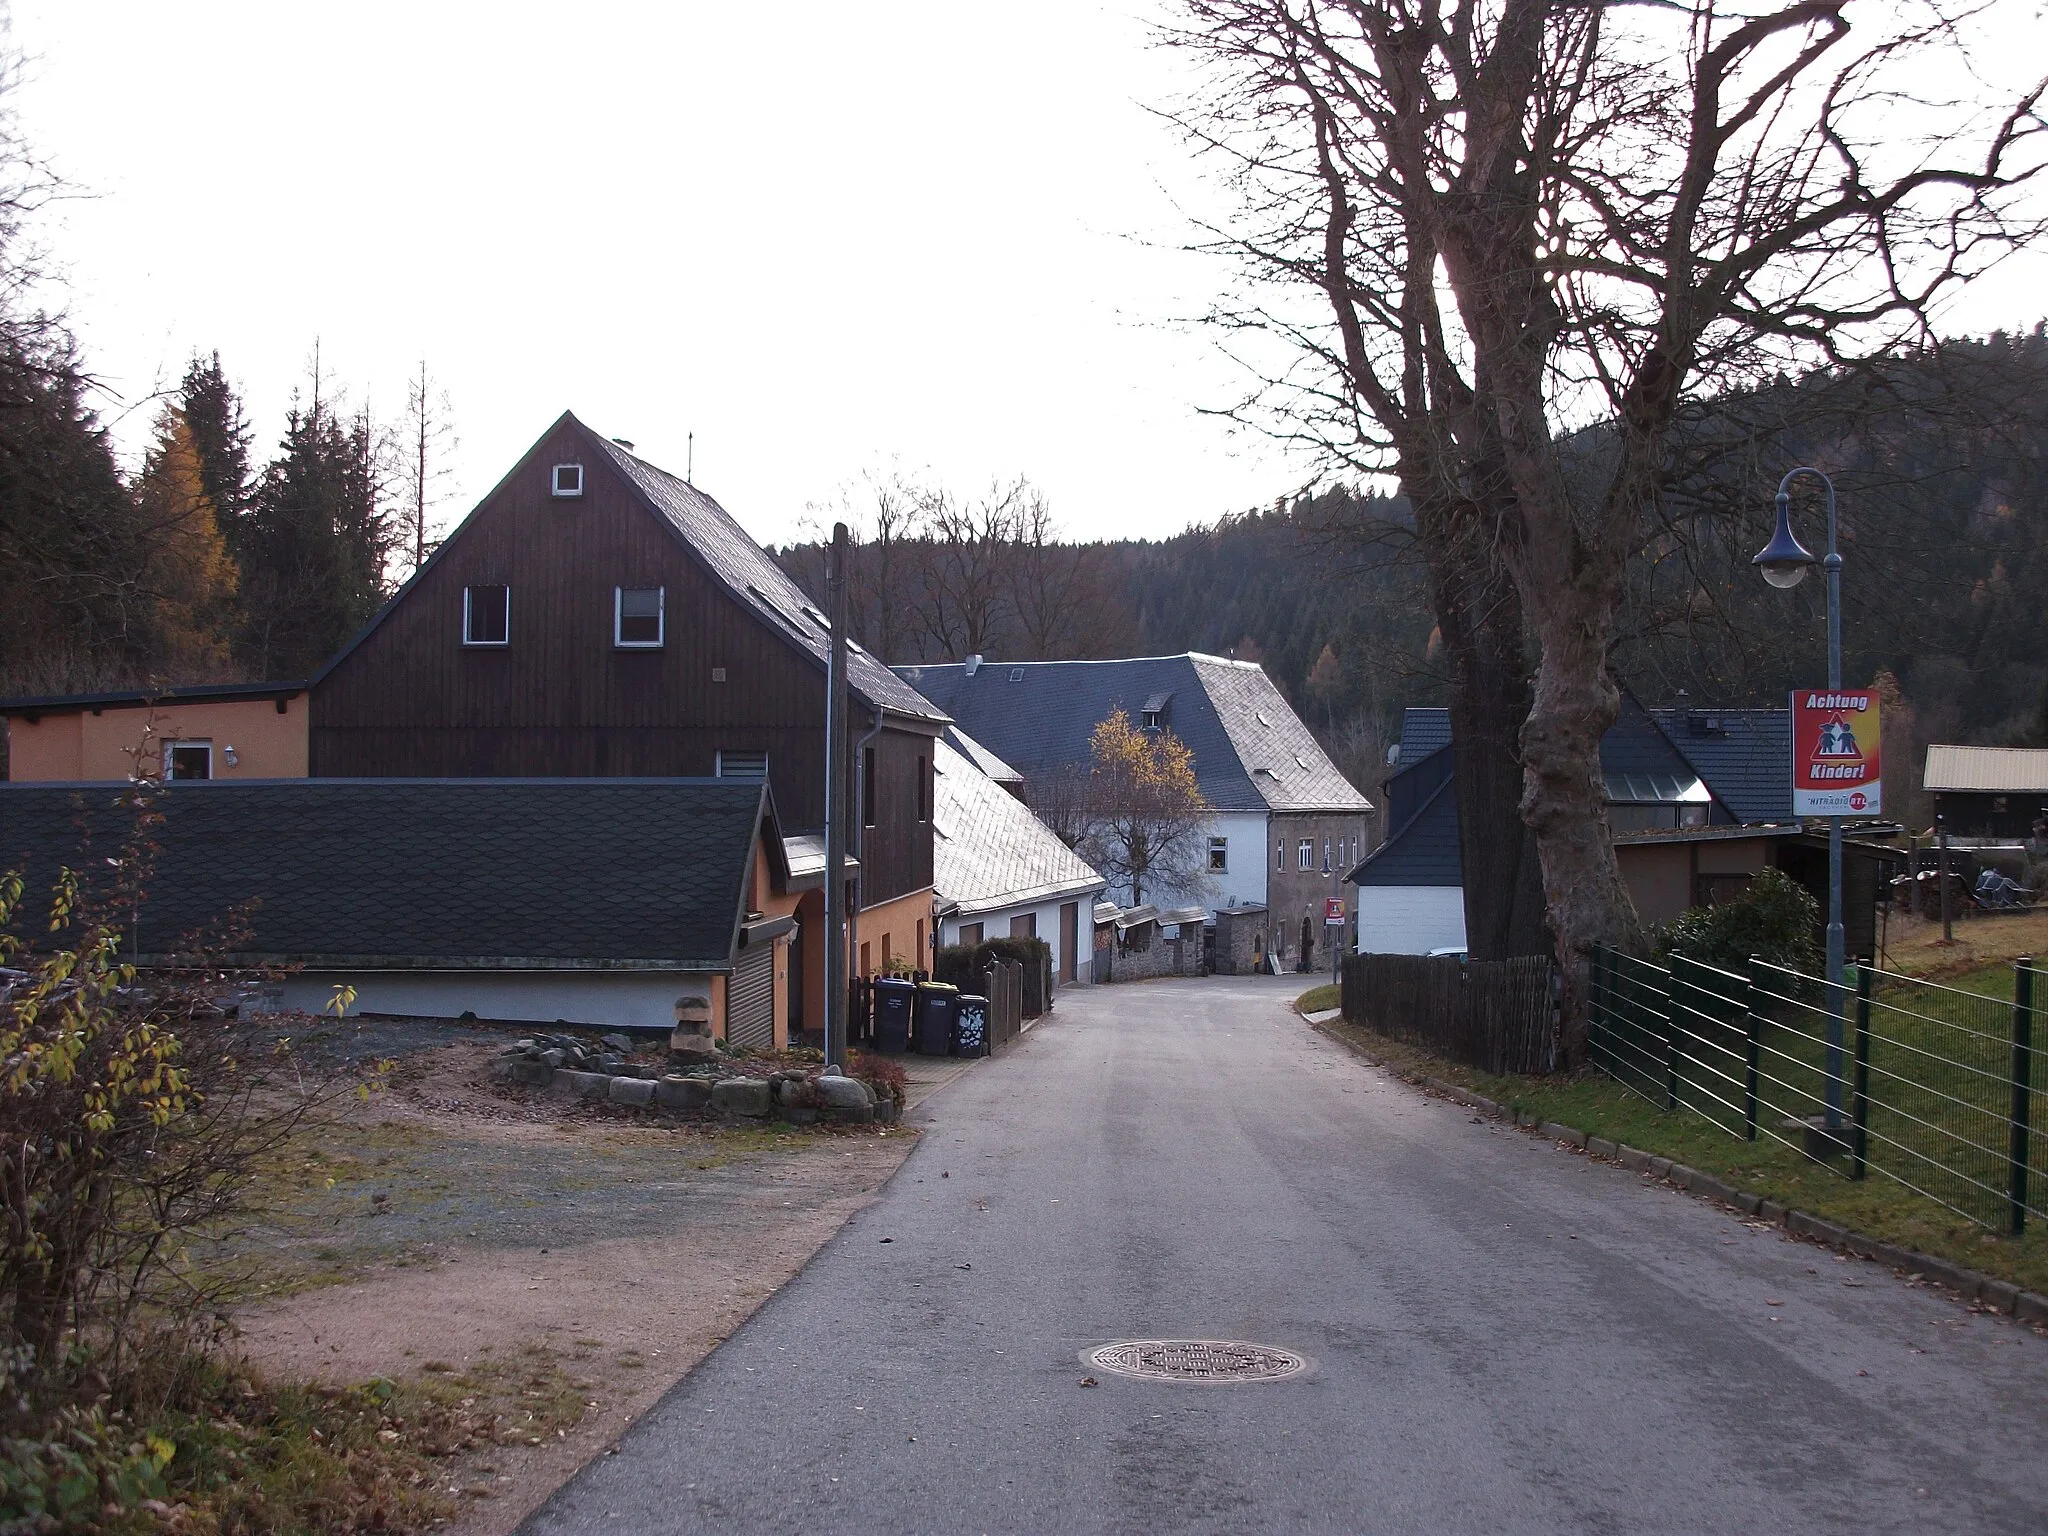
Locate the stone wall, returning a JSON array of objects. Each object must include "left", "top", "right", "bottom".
[
  {"left": 1100, "top": 928, "right": 1198, "bottom": 982},
  {"left": 1209, "top": 906, "right": 1268, "bottom": 976}
]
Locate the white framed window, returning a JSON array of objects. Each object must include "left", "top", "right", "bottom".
[
  {"left": 614, "top": 586, "right": 665, "bottom": 648},
  {"left": 1297, "top": 839, "right": 1313, "bottom": 870},
  {"left": 1208, "top": 837, "right": 1228, "bottom": 872},
  {"left": 551, "top": 463, "right": 584, "bottom": 498},
  {"left": 1277, "top": 841, "right": 1285, "bottom": 872},
  {"left": 717, "top": 749, "right": 768, "bottom": 779},
  {"left": 463, "top": 584, "right": 509, "bottom": 646},
  {"left": 166, "top": 741, "right": 212, "bottom": 780},
  {"left": 1142, "top": 709, "right": 1163, "bottom": 731}
]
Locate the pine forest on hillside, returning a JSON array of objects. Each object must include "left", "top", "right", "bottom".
[{"left": 775, "top": 330, "right": 2048, "bottom": 821}]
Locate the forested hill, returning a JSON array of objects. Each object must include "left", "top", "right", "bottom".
[{"left": 777, "top": 330, "right": 2048, "bottom": 804}]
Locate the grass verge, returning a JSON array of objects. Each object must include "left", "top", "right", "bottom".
[
  {"left": 1295, "top": 983, "right": 1340, "bottom": 1014},
  {"left": 1309, "top": 1009, "right": 2048, "bottom": 1297}
]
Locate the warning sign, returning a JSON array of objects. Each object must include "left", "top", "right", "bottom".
[{"left": 1790, "top": 689, "right": 1882, "bottom": 816}]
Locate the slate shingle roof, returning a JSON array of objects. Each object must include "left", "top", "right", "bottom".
[
  {"left": 896, "top": 655, "right": 1371, "bottom": 814},
  {"left": 1396, "top": 706, "right": 1453, "bottom": 764},
  {"left": 1649, "top": 708, "right": 1794, "bottom": 823},
  {"left": 586, "top": 431, "right": 945, "bottom": 724},
  {"left": 0, "top": 778, "right": 767, "bottom": 969},
  {"left": 932, "top": 740, "right": 1104, "bottom": 918},
  {"left": 941, "top": 726, "right": 1023, "bottom": 787},
  {"left": 1396, "top": 702, "right": 1793, "bottom": 824},
  {"left": 1351, "top": 775, "right": 1462, "bottom": 886}
]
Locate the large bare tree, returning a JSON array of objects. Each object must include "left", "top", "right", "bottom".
[{"left": 1176, "top": 0, "right": 2045, "bottom": 1051}]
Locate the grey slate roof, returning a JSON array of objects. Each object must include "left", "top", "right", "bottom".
[
  {"left": 932, "top": 740, "right": 1105, "bottom": 919},
  {"left": 0, "top": 778, "right": 769, "bottom": 969},
  {"left": 1351, "top": 775, "right": 1462, "bottom": 887},
  {"left": 1395, "top": 702, "right": 1791, "bottom": 824},
  {"left": 942, "top": 725, "right": 1023, "bottom": 787},
  {"left": 896, "top": 654, "right": 1371, "bottom": 815},
  {"left": 1396, "top": 706, "right": 1453, "bottom": 764},
  {"left": 1649, "top": 708, "right": 1794, "bottom": 823},
  {"left": 585, "top": 429, "right": 945, "bottom": 725}
]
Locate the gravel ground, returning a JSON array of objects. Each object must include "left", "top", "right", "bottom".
[{"left": 221, "top": 1014, "right": 920, "bottom": 1536}]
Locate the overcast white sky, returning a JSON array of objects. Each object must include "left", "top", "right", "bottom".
[{"left": 12, "top": 2, "right": 2047, "bottom": 549}]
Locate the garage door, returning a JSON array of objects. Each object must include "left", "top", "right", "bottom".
[{"left": 729, "top": 940, "right": 775, "bottom": 1049}]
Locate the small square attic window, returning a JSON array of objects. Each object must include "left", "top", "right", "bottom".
[{"left": 551, "top": 463, "right": 584, "bottom": 498}]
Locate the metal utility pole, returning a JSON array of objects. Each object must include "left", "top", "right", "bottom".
[{"left": 823, "top": 523, "right": 851, "bottom": 1069}]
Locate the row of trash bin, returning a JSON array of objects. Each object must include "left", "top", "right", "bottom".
[{"left": 871, "top": 977, "right": 990, "bottom": 1058}]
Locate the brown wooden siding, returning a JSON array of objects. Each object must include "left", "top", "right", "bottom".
[
  {"left": 857, "top": 726, "right": 934, "bottom": 902},
  {"left": 310, "top": 417, "right": 937, "bottom": 904}
]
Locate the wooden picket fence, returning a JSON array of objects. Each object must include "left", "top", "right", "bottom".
[{"left": 1340, "top": 952, "right": 1557, "bottom": 1075}]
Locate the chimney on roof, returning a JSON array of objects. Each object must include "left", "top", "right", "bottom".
[
  {"left": 611, "top": 437, "right": 635, "bottom": 451},
  {"left": 964, "top": 654, "right": 982, "bottom": 676}
]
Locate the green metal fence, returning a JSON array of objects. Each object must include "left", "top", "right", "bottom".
[{"left": 1588, "top": 946, "right": 2045, "bottom": 1235}]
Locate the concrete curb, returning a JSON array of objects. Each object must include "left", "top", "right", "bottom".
[{"left": 1304, "top": 1014, "right": 2048, "bottom": 1329}]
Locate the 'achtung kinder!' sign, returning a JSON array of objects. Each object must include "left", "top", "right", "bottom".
[{"left": 1790, "top": 689, "right": 1883, "bottom": 816}]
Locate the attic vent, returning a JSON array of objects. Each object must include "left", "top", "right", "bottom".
[
  {"left": 1009, "top": 668, "right": 1025, "bottom": 682},
  {"left": 551, "top": 463, "right": 584, "bottom": 498},
  {"left": 1255, "top": 710, "right": 1272, "bottom": 727},
  {"left": 717, "top": 750, "right": 769, "bottom": 779},
  {"left": 610, "top": 437, "right": 635, "bottom": 451},
  {"left": 1295, "top": 753, "right": 1310, "bottom": 769}
]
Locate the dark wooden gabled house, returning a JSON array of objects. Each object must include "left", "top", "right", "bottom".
[{"left": 308, "top": 412, "right": 948, "bottom": 1035}]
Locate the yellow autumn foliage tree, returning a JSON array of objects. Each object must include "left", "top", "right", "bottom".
[
  {"left": 1080, "top": 707, "right": 1211, "bottom": 905},
  {"left": 133, "top": 406, "right": 239, "bottom": 678}
]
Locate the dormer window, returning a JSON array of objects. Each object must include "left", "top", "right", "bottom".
[
  {"left": 552, "top": 463, "right": 584, "bottom": 498},
  {"left": 1142, "top": 710, "right": 1163, "bottom": 731}
]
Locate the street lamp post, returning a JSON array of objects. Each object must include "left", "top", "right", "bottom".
[{"left": 1753, "top": 467, "right": 1848, "bottom": 1128}]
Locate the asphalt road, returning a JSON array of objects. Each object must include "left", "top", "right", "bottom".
[{"left": 521, "top": 973, "right": 2048, "bottom": 1535}]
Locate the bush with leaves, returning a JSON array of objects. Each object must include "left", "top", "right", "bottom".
[
  {"left": 0, "top": 781, "right": 378, "bottom": 1465},
  {"left": 1655, "top": 868, "right": 1823, "bottom": 976}
]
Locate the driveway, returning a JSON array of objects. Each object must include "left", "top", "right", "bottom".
[{"left": 521, "top": 973, "right": 2048, "bottom": 1534}]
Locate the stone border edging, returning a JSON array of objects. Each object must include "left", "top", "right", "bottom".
[{"left": 1303, "top": 1014, "right": 2048, "bottom": 1330}]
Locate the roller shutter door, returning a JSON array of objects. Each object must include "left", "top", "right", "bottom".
[{"left": 728, "top": 940, "right": 775, "bottom": 1049}]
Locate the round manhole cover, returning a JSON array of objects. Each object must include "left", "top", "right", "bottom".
[{"left": 1084, "top": 1339, "right": 1310, "bottom": 1384}]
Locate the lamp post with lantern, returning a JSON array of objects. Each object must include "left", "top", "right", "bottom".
[{"left": 1752, "top": 466, "right": 1849, "bottom": 1129}]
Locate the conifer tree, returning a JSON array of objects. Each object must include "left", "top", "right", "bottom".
[
  {"left": 0, "top": 328, "right": 155, "bottom": 690},
  {"left": 177, "top": 352, "right": 252, "bottom": 547},
  {"left": 239, "top": 372, "right": 394, "bottom": 678}
]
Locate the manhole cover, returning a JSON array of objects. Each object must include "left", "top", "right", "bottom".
[{"left": 1084, "top": 1339, "right": 1310, "bottom": 1384}]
